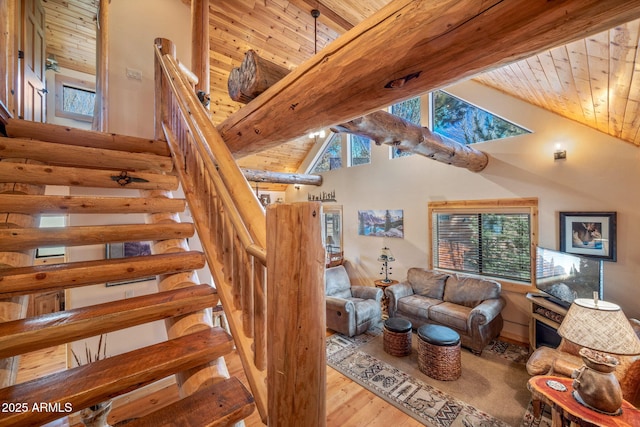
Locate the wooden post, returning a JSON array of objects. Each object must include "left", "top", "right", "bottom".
[
  {"left": 191, "top": 0, "right": 210, "bottom": 106},
  {"left": 267, "top": 202, "right": 325, "bottom": 427},
  {"left": 154, "top": 38, "right": 176, "bottom": 141},
  {"left": 92, "top": 0, "right": 108, "bottom": 132}
]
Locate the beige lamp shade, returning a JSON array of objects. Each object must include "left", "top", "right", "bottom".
[
  {"left": 557, "top": 298, "right": 640, "bottom": 355},
  {"left": 377, "top": 247, "right": 395, "bottom": 262}
]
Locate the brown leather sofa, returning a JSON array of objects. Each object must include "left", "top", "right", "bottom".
[
  {"left": 526, "top": 318, "right": 640, "bottom": 407},
  {"left": 385, "top": 267, "right": 506, "bottom": 355}
]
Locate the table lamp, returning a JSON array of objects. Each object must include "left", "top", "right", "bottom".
[
  {"left": 377, "top": 247, "right": 395, "bottom": 283},
  {"left": 557, "top": 295, "right": 640, "bottom": 414}
]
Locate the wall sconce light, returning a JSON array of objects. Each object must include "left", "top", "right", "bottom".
[
  {"left": 294, "top": 185, "right": 301, "bottom": 190},
  {"left": 554, "top": 143, "right": 567, "bottom": 160}
]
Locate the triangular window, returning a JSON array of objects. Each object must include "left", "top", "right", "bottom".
[
  {"left": 390, "top": 97, "right": 421, "bottom": 158},
  {"left": 432, "top": 90, "right": 531, "bottom": 144},
  {"left": 310, "top": 133, "right": 342, "bottom": 173}
]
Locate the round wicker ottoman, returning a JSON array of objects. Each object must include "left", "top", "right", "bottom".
[
  {"left": 383, "top": 318, "right": 413, "bottom": 357},
  {"left": 417, "top": 324, "right": 461, "bottom": 381}
]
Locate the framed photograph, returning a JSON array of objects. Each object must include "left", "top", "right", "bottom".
[
  {"left": 357, "top": 209, "right": 404, "bottom": 238},
  {"left": 105, "top": 241, "right": 154, "bottom": 286},
  {"left": 559, "top": 212, "right": 616, "bottom": 261},
  {"left": 259, "top": 194, "right": 271, "bottom": 207}
]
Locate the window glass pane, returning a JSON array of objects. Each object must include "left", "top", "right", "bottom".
[
  {"left": 433, "top": 213, "right": 479, "bottom": 273},
  {"left": 36, "top": 215, "right": 66, "bottom": 258},
  {"left": 390, "top": 97, "right": 420, "bottom": 158},
  {"left": 433, "top": 212, "right": 531, "bottom": 282},
  {"left": 481, "top": 213, "right": 531, "bottom": 281},
  {"left": 62, "top": 85, "right": 95, "bottom": 116},
  {"left": 310, "top": 133, "right": 342, "bottom": 173},
  {"left": 349, "top": 135, "right": 370, "bottom": 166},
  {"left": 432, "top": 90, "right": 530, "bottom": 145}
]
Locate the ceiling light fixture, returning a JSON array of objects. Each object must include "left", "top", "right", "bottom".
[{"left": 311, "top": 9, "right": 320, "bottom": 55}]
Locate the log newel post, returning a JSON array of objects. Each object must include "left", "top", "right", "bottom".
[
  {"left": 266, "top": 202, "right": 326, "bottom": 427},
  {"left": 154, "top": 38, "right": 176, "bottom": 141}
]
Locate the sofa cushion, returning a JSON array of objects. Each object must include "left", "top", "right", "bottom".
[
  {"left": 443, "top": 274, "right": 501, "bottom": 308},
  {"left": 407, "top": 268, "right": 449, "bottom": 299},
  {"left": 397, "top": 295, "right": 441, "bottom": 319},
  {"left": 429, "top": 302, "right": 471, "bottom": 332}
]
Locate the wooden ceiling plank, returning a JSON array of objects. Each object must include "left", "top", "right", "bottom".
[
  {"left": 586, "top": 32, "right": 611, "bottom": 133},
  {"left": 548, "top": 46, "right": 589, "bottom": 124},
  {"left": 565, "top": 39, "right": 599, "bottom": 126},
  {"left": 218, "top": 0, "right": 640, "bottom": 157},
  {"left": 608, "top": 21, "right": 640, "bottom": 137}
]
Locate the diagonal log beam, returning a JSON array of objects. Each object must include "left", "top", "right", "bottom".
[
  {"left": 332, "top": 111, "right": 489, "bottom": 172},
  {"left": 218, "top": 0, "right": 640, "bottom": 158}
]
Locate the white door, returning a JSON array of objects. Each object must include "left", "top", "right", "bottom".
[{"left": 22, "top": 0, "right": 46, "bottom": 122}]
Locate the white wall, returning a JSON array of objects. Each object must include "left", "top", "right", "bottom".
[
  {"left": 287, "top": 80, "right": 640, "bottom": 342},
  {"left": 107, "top": 0, "right": 191, "bottom": 138}
]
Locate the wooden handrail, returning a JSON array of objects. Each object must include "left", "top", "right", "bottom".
[
  {"left": 154, "top": 37, "right": 269, "bottom": 421},
  {"left": 153, "top": 38, "right": 327, "bottom": 425}
]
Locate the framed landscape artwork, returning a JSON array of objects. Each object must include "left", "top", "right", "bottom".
[
  {"left": 105, "top": 241, "right": 154, "bottom": 286},
  {"left": 357, "top": 209, "right": 404, "bottom": 238},
  {"left": 559, "top": 212, "right": 616, "bottom": 261}
]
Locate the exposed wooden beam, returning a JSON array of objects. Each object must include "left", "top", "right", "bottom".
[
  {"left": 241, "top": 168, "right": 322, "bottom": 186},
  {"left": 332, "top": 111, "right": 489, "bottom": 172},
  {"left": 218, "top": 0, "right": 640, "bottom": 158}
]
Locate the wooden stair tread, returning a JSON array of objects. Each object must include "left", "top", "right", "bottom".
[
  {"left": 120, "top": 378, "right": 255, "bottom": 427},
  {"left": 0, "top": 194, "right": 186, "bottom": 214},
  {"left": 0, "top": 161, "right": 178, "bottom": 190},
  {"left": 0, "top": 328, "right": 234, "bottom": 427},
  {"left": 0, "top": 251, "right": 205, "bottom": 296},
  {"left": 0, "top": 223, "right": 194, "bottom": 251},
  {"left": 0, "top": 137, "right": 173, "bottom": 172},
  {"left": 4, "top": 118, "right": 171, "bottom": 156},
  {"left": 0, "top": 284, "right": 220, "bottom": 359}
]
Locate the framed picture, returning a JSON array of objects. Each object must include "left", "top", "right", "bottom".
[
  {"left": 259, "top": 194, "right": 271, "bottom": 207},
  {"left": 559, "top": 212, "right": 616, "bottom": 261},
  {"left": 357, "top": 209, "right": 404, "bottom": 238},
  {"left": 105, "top": 241, "right": 154, "bottom": 286}
]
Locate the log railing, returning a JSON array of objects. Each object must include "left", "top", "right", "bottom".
[{"left": 153, "top": 38, "right": 326, "bottom": 425}]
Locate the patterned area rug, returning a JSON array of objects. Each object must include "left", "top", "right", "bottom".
[{"left": 326, "top": 333, "right": 552, "bottom": 427}]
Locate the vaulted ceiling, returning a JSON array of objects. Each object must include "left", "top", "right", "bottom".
[{"left": 43, "top": 0, "right": 640, "bottom": 187}]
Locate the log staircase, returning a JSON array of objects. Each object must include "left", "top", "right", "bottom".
[
  {"left": 0, "top": 119, "right": 256, "bottom": 426},
  {"left": 0, "top": 37, "right": 327, "bottom": 427}
]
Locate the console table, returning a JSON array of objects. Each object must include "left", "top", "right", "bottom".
[
  {"left": 527, "top": 375, "right": 640, "bottom": 426},
  {"left": 526, "top": 293, "right": 567, "bottom": 351}
]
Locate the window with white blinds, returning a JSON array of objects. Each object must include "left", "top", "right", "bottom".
[{"left": 429, "top": 199, "right": 537, "bottom": 283}]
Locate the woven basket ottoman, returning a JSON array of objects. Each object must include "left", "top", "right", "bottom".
[
  {"left": 383, "top": 317, "right": 412, "bottom": 357},
  {"left": 417, "top": 324, "right": 461, "bottom": 381}
]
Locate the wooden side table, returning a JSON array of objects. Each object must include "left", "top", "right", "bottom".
[
  {"left": 374, "top": 279, "right": 398, "bottom": 319},
  {"left": 527, "top": 375, "right": 640, "bottom": 426}
]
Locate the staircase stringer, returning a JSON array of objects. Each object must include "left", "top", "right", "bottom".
[{"left": 141, "top": 188, "right": 233, "bottom": 398}]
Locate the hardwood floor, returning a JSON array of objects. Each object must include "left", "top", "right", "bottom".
[{"left": 16, "top": 338, "right": 422, "bottom": 427}]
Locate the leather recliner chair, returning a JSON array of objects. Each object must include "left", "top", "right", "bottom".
[{"left": 325, "top": 265, "right": 382, "bottom": 337}]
